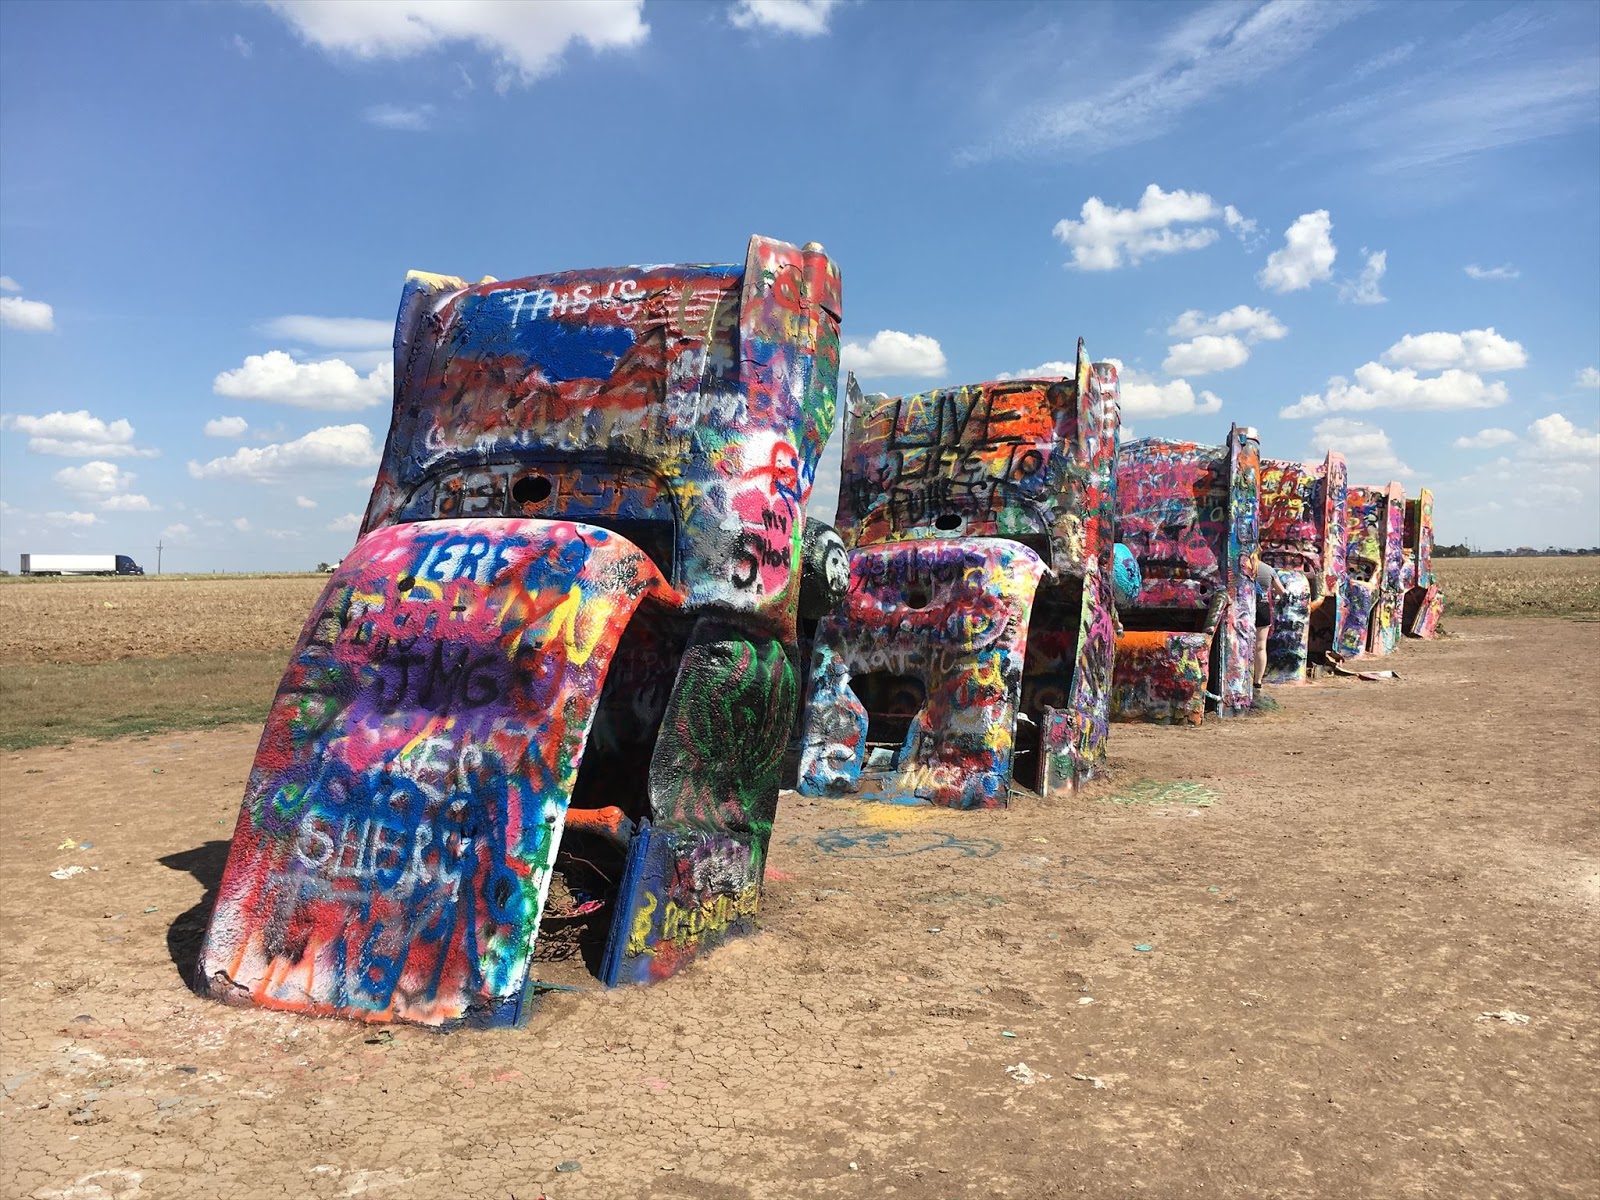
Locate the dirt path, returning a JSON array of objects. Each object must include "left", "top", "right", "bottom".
[{"left": 1, "top": 618, "right": 1595, "bottom": 1199}]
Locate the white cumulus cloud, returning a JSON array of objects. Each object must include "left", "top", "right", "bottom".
[
  {"left": 1465, "top": 263, "right": 1519, "bottom": 281},
  {"left": 232, "top": 517, "right": 252, "bottom": 533},
  {"left": 1259, "top": 210, "right": 1336, "bottom": 293},
  {"left": 1382, "top": 328, "right": 1526, "bottom": 372},
  {"left": 1223, "top": 205, "right": 1260, "bottom": 247},
  {"left": 161, "top": 522, "right": 193, "bottom": 541},
  {"left": 0, "top": 294, "right": 56, "bottom": 332},
  {"left": 52, "top": 460, "right": 151, "bottom": 510},
  {"left": 1309, "top": 418, "right": 1412, "bottom": 479},
  {"left": 0, "top": 275, "right": 20, "bottom": 292},
  {"left": 1523, "top": 413, "right": 1600, "bottom": 462},
  {"left": 1167, "top": 305, "right": 1286, "bottom": 343},
  {"left": 1053, "top": 184, "right": 1232, "bottom": 270},
  {"left": 1576, "top": 367, "right": 1600, "bottom": 389},
  {"left": 188, "top": 424, "right": 381, "bottom": 482},
  {"left": 1, "top": 410, "right": 158, "bottom": 457},
  {"left": 1338, "top": 248, "right": 1387, "bottom": 305},
  {"left": 205, "top": 416, "right": 250, "bottom": 438},
  {"left": 1453, "top": 428, "right": 1518, "bottom": 450},
  {"left": 840, "top": 331, "right": 947, "bottom": 379},
  {"left": 264, "top": 0, "right": 649, "bottom": 89},
  {"left": 45, "top": 510, "right": 100, "bottom": 527},
  {"left": 1282, "top": 362, "right": 1507, "bottom": 420},
  {"left": 213, "top": 350, "right": 392, "bottom": 411},
  {"left": 729, "top": 0, "right": 839, "bottom": 36},
  {"left": 1117, "top": 369, "right": 1224, "bottom": 419},
  {"left": 53, "top": 460, "right": 134, "bottom": 498},
  {"left": 295, "top": 495, "right": 318, "bottom": 509},
  {"left": 1162, "top": 334, "right": 1249, "bottom": 376},
  {"left": 329, "top": 512, "right": 363, "bottom": 532},
  {"left": 101, "top": 494, "right": 154, "bottom": 512}
]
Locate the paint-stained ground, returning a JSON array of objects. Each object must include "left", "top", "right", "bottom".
[{"left": 1, "top": 617, "right": 1595, "bottom": 1200}]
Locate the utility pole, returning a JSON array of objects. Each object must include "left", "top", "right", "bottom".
[{"left": 156, "top": 540, "right": 163, "bottom": 575}]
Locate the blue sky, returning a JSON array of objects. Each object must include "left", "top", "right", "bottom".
[{"left": 2, "top": 0, "right": 1597, "bottom": 572}]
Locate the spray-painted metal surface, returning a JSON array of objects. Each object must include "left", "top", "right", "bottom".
[
  {"left": 1110, "top": 427, "right": 1259, "bottom": 723},
  {"left": 1403, "top": 487, "right": 1443, "bottom": 638},
  {"left": 1222, "top": 427, "right": 1262, "bottom": 709},
  {"left": 797, "top": 344, "right": 1120, "bottom": 806},
  {"left": 801, "top": 540, "right": 1047, "bottom": 807},
  {"left": 200, "top": 236, "right": 843, "bottom": 1025},
  {"left": 1339, "top": 482, "right": 1407, "bottom": 658},
  {"left": 1259, "top": 452, "right": 1349, "bottom": 683}
]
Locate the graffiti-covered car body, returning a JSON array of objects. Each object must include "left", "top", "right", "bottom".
[
  {"left": 797, "top": 346, "right": 1120, "bottom": 807},
  {"left": 1111, "top": 428, "right": 1260, "bottom": 723},
  {"left": 1259, "top": 452, "right": 1348, "bottom": 683},
  {"left": 198, "top": 236, "right": 843, "bottom": 1026},
  {"left": 1403, "top": 487, "right": 1443, "bottom": 638},
  {"left": 1339, "top": 482, "right": 1406, "bottom": 658}
]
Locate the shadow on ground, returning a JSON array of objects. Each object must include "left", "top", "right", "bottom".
[{"left": 159, "top": 840, "right": 229, "bottom": 993}]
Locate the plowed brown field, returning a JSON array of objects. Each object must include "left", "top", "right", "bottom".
[
  {"left": 0, "top": 558, "right": 1587, "bottom": 670},
  {"left": 0, "top": 575, "right": 327, "bottom": 665}
]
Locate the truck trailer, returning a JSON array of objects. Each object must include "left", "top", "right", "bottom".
[{"left": 19, "top": 553, "right": 144, "bottom": 576}]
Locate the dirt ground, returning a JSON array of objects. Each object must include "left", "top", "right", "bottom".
[{"left": 1, "top": 618, "right": 1595, "bottom": 1200}]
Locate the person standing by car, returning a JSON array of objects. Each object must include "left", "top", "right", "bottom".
[{"left": 1254, "top": 554, "right": 1289, "bottom": 696}]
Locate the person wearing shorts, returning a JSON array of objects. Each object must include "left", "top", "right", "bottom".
[{"left": 1254, "top": 555, "right": 1288, "bottom": 691}]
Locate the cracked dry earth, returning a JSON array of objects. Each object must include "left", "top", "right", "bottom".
[{"left": 2, "top": 617, "right": 1596, "bottom": 1200}]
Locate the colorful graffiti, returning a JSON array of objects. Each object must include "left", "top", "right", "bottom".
[
  {"left": 1222, "top": 426, "right": 1262, "bottom": 710},
  {"left": 199, "top": 520, "right": 676, "bottom": 1026},
  {"left": 604, "top": 826, "right": 762, "bottom": 987},
  {"left": 1339, "top": 482, "right": 1406, "bottom": 658},
  {"left": 797, "top": 344, "right": 1120, "bottom": 805},
  {"left": 1403, "top": 488, "right": 1444, "bottom": 638},
  {"left": 1373, "top": 483, "right": 1408, "bottom": 655},
  {"left": 1339, "top": 488, "right": 1383, "bottom": 657},
  {"left": 799, "top": 538, "right": 1046, "bottom": 808},
  {"left": 200, "top": 236, "right": 844, "bottom": 1025},
  {"left": 1111, "top": 627, "right": 1214, "bottom": 724},
  {"left": 1064, "top": 356, "right": 1123, "bottom": 785},
  {"left": 1259, "top": 452, "right": 1348, "bottom": 683},
  {"left": 1110, "top": 426, "right": 1259, "bottom": 721}
]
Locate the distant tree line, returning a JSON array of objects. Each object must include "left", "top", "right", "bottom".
[{"left": 1437, "top": 544, "right": 1600, "bottom": 557}]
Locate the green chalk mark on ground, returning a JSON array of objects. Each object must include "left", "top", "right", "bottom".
[{"left": 1100, "top": 779, "right": 1218, "bottom": 808}]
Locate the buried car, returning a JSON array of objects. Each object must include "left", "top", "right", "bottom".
[
  {"left": 1339, "top": 482, "right": 1407, "bottom": 658},
  {"left": 1110, "top": 427, "right": 1261, "bottom": 723},
  {"left": 197, "top": 236, "right": 844, "bottom": 1026},
  {"left": 796, "top": 346, "right": 1121, "bottom": 807},
  {"left": 1403, "top": 487, "right": 1444, "bottom": 638},
  {"left": 1259, "top": 452, "right": 1349, "bottom": 683}
]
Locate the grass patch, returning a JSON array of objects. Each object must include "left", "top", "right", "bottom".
[{"left": 0, "top": 652, "right": 288, "bottom": 750}]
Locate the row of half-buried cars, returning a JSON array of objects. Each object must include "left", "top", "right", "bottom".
[{"left": 196, "top": 235, "right": 1442, "bottom": 1029}]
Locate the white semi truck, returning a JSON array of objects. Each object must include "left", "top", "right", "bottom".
[{"left": 19, "top": 553, "right": 145, "bottom": 576}]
